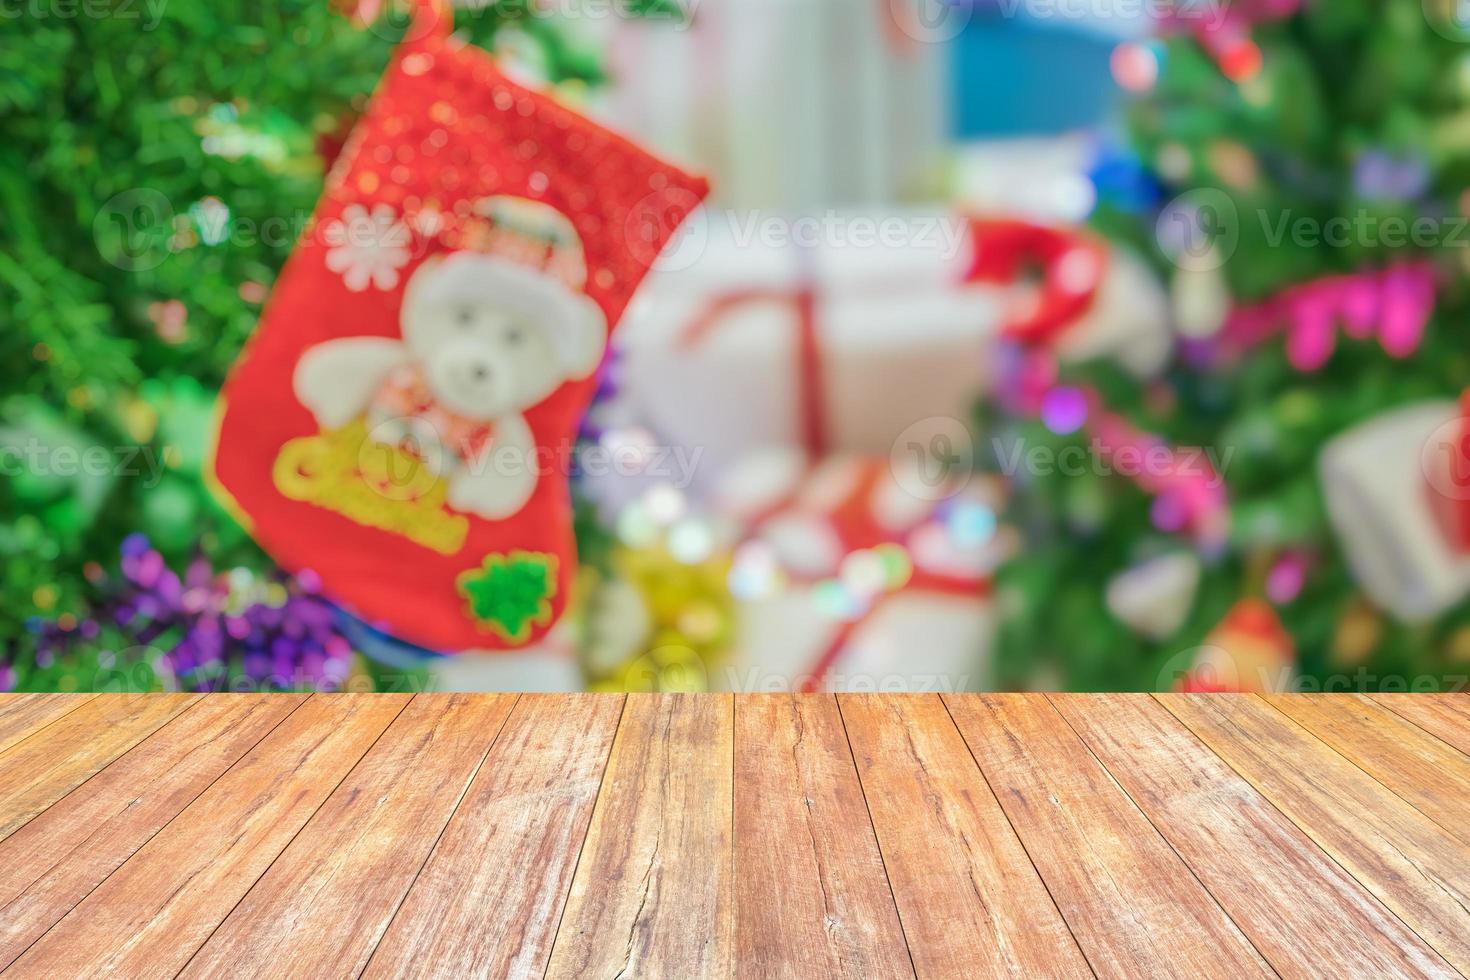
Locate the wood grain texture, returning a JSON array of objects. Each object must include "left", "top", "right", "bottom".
[
  {"left": 1, "top": 692, "right": 1466, "bottom": 976},
  {"left": 364, "top": 693, "right": 622, "bottom": 980},
  {"left": 545, "top": 693, "right": 733, "bottom": 980},
  {"left": 839, "top": 694, "right": 1091, "bottom": 980},
  {"left": 734, "top": 694, "right": 913, "bottom": 980},
  {"left": 0, "top": 694, "right": 95, "bottom": 755},
  {"left": 0, "top": 694, "right": 305, "bottom": 970},
  {"left": 3, "top": 693, "right": 409, "bottom": 979},
  {"left": 1370, "top": 693, "right": 1470, "bottom": 758},
  {"left": 182, "top": 693, "right": 516, "bottom": 980},
  {"left": 0, "top": 693, "right": 197, "bottom": 840},
  {"left": 1054, "top": 693, "right": 1456, "bottom": 980},
  {"left": 1265, "top": 693, "right": 1470, "bottom": 849},
  {"left": 1160, "top": 694, "right": 1470, "bottom": 975},
  {"left": 946, "top": 694, "right": 1272, "bottom": 979}
]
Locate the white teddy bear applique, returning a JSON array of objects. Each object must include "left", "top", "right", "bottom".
[{"left": 293, "top": 203, "right": 607, "bottom": 520}]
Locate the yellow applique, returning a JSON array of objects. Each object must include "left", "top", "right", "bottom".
[{"left": 273, "top": 420, "right": 468, "bottom": 555}]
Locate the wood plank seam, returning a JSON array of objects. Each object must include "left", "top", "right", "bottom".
[
  {"left": 357, "top": 693, "right": 525, "bottom": 980},
  {"left": 1041, "top": 695, "right": 1286, "bottom": 978},
  {"left": 1052, "top": 695, "right": 1458, "bottom": 978},
  {"left": 837, "top": 695, "right": 1092, "bottom": 977},
  {"left": 537, "top": 694, "right": 625, "bottom": 980},
  {"left": 170, "top": 693, "right": 421, "bottom": 978},
  {"left": 949, "top": 694, "right": 1277, "bottom": 980},
  {"left": 1142, "top": 693, "right": 1457, "bottom": 978},
  {"left": 544, "top": 694, "right": 734, "bottom": 979},
  {"left": 0, "top": 695, "right": 203, "bottom": 845},
  {"left": 0, "top": 695, "right": 99, "bottom": 757},
  {"left": 1260, "top": 695, "right": 1470, "bottom": 851},
  {"left": 832, "top": 695, "right": 920, "bottom": 980},
  {"left": 1156, "top": 695, "right": 1470, "bottom": 977},
  {"left": 936, "top": 696, "right": 1102, "bottom": 980},
  {"left": 735, "top": 695, "right": 913, "bottom": 979},
  {"left": 6, "top": 694, "right": 416, "bottom": 977},
  {"left": 0, "top": 694, "right": 312, "bottom": 970},
  {"left": 1, "top": 693, "right": 314, "bottom": 970},
  {"left": 1367, "top": 694, "right": 1470, "bottom": 760},
  {"left": 0, "top": 695, "right": 212, "bottom": 860}
]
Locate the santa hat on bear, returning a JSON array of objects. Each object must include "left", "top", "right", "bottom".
[{"left": 408, "top": 195, "right": 608, "bottom": 379}]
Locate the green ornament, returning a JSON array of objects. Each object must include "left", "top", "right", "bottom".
[{"left": 456, "top": 551, "right": 558, "bottom": 644}]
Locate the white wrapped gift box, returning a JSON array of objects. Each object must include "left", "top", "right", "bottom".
[
  {"left": 1320, "top": 400, "right": 1470, "bottom": 622},
  {"left": 709, "top": 450, "right": 1013, "bottom": 692},
  {"left": 612, "top": 210, "right": 1170, "bottom": 482},
  {"left": 616, "top": 208, "right": 1005, "bottom": 476}
]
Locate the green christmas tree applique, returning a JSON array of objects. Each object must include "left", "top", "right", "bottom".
[{"left": 456, "top": 551, "right": 559, "bottom": 644}]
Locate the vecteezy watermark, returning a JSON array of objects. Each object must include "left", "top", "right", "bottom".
[
  {"left": 886, "top": 0, "right": 973, "bottom": 44},
  {"left": 92, "top": 191, "right": 437, "bottom": 273},
  {"left": 889, "top": 416, "right": 977, "bottom": 502},
  {"left": 1156, "top": 644, "right": 1469, "bottom": 692},
  {"left": 990, "top": 435, "right": 1234, "bottom": 486},
  {"left": 0, "top": 0, "right": 168, "bottom": 30},
  {"left": 1155, "top": 188, "right": 1240, "bottom": 271},
  {"left": 721, "top": 665, "right": 974, "bottom": 693},
  {"left": 1156, "top": 185, "right": 1470, "bottom": 271},
  {"left": 1423, "top": 0, "right": 1470, "bottom": 42},
  {"left": 356, "top": 427, "right": 705, "bottom": 502},
  {"left": 363, "top": 0, "right": 697, "bottom": 42},
  {"left": 1259, "top": 209, "right": 1470, "bottom": 250},
  {"left": 989, "top": 0, "right": 1227, "bottom": 29},
  {"left": 0, "top": 439, "right": 166, "bottom": 487},
  {"left": 1421, "top": 414, "right": 1470, "bottom": 502},
  {"left": 627, "top": 198, "right": 974, "bottom": 273}
]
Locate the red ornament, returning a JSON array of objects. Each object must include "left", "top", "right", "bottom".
[
  {"left": 1178, "top": 598, "right": 1295, "bottom": 693},
  {"left": 1426, "top": 389, "right": 1470, "bottom": 553},
  {"left": 211, "top": 21, "right": 708, "bottom": 652},
  {"left": 962, "top": 219, "right": 1108, "bottom": 346}
]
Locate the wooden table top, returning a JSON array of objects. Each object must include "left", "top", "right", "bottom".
[{"left": 0, "top": 693, "right": 1466, "bottom": 978}]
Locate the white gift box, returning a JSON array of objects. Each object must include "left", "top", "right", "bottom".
[
  {"left": 1319, "top": 400, "right": 1470, "bottom": 622},
  {"left": 616, "top": 208, "right": 1004, "bottom": 476},
  {"left": 726, "top": 589, "right": 995, "bottom": 693},
  {"left": 709, "top": 450, "right": 1011, "bottom": 691}
]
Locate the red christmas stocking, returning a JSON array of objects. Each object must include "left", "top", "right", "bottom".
[{"left": 211, "top": 20, "right": 708, "bottom": 652}]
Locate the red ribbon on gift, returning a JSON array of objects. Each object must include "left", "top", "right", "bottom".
[
  {"left": 962, "top": 218, "right": 1110, "bottom": 345},
  {"left": 735, "top": 456, "right": 995, "bottom": 693},
  {"left": 1426, "top": 389, "right": 1470, "bottom": 553},
  {"left": 678, "top": 286, "right": 830, "bottom": 457},
  {"left": 972, "top": 218, "right": 1231, "bottom": 546}
]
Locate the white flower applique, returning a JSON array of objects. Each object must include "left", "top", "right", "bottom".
[{"left": 323, "top": 203, "right": 412, "bottom": 292}]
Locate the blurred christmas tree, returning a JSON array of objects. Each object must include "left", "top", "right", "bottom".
[
  {"left": 980, "top": 0, "right": 1470, "bottom": 692},
  {"left": 0, "top": 0, "right": 659, "bottom": 690}
]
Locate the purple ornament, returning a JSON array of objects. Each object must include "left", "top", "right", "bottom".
[
  {"left": 1352, "top": 150, "right": 1430, "bottom": 202},
  {"left": 1040, "top": 386, "right": 1089, "bottom": 435}
]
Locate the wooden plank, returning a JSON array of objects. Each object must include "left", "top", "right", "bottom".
[
  {"left": 945, "top": 694, "right": 1272, "bottom": 979},
  {"left": 0, "top": 693, "right": 198, "bottom": 839},
  {"left": 1370, "top": 693, "right": 1470, "bottom": 758},
  {"left": 838, "top": 694, "right": 1091, "bottom": 979},
  {"left": 1160, "top": 694, "right": 1470, "bottom": 976},
  {"left": 3, "top": 693, "right": 409, "bottom": 979},
  {"left": 363, "top": 693, "right": 622, "bottom": 980},
  {"left": 182, "top": 693, "right": 517, "bottom": 980},
  {"left": 733, "top": 694, "right": 913, "bottom": 980},
  {"left": 544, "top": 694, "right": 732, "bottom": 980},
  {"left": 0, "top": 694, "right": 96, "bottom": 755},
  {"left": 1053, "top": 694, "right": 1455, "bottom": 979},
  {"left": 0, "top": 694, "right": 305, "bottom": 970},
  {"left": 1265, "top": 694, "right": 1470, "bottom": 849}
]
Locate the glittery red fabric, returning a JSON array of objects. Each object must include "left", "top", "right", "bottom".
[{"left": 213, "top": 32, "right": 708, "bottom": 652}]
